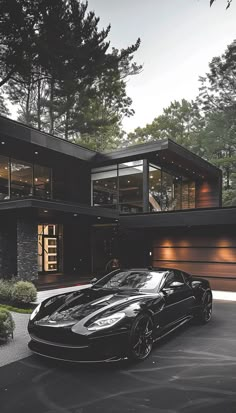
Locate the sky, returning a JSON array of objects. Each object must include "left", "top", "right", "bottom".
[{"left": 86, "top": 0, "right": 236, "bottom": 132}]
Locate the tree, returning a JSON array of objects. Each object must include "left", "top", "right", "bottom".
[
  {"left": 198, "top": 40, "right": 236, "bottom": 203},
  {"left": 210, "top": 0, "right": 232, "bottom": 9},
  {"left": 1, "top": 0, "right": 141, "bottom": 147},
  {"left": 124, "top": 99, "right": 204, "bottom": 154}
]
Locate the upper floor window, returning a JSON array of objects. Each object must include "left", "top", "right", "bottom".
[{"left": 0, "top": 155, "right": 52, "bottom": 201}]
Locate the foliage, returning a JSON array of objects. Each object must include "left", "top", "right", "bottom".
[
  {"left": 0, "top": 280, "right": 13, "bottom": 302},
  {"left": 210, "top": 0, "right": 233, "bottom": 9},
  {"left": 0, "top": 309, "right": 15, "bottom": 340},
  {"left": 124, "top": 99, "right": 205, "bottom": 154},
  {"left": 11, "top": 281, "right": 37, "bottom": 304},
  {"left": 0, "top": 0, "right": 141, "bottom": 148}
]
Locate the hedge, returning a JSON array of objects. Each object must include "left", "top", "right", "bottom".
[
  {"left": 11, "top": 281, "right": 37, "bottom": 305},
  {"left": 0, "top": 309, "right": 15, "bottom": 341},
  {"left": 0, "top": 279, "right": 37, "bottom": 307}
]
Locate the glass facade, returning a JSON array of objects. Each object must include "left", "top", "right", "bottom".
[
  {"left": 34, "top": 164, "right": 51, "bottom": 199},
  {"left": 149, "top": 163, "right": 195, "bottom": 212},
  {"left": 91, "top": 161, "right": 196, "bottom": 214},
  {"left": 0, "top": 155, "right": 10, "bottom": 200},
  {"left": 91, "top": 161, "right": 144, "bottom": 213},
  {"left": 92, "top": 165, "right": 118, "bottom": 209},
  {"left": 0, "top": 156, "right": 52, "bottom": 200},
  {"left": 118, "top": 161, "right": 143, "bottom": 213},
  {"left": 11, "top": 159, "right": 33, "bottom": 199}
]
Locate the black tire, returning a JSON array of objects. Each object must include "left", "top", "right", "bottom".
[
  {"left": 129, "top": 314, "right": 154, "bottom": 361},
  {"left": 195, "top": 291, "right": 213, "bottom": 324}
]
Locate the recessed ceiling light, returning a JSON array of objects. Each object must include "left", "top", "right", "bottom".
[
  {"left": 97, "top": 216, "right": 101, "bottom": 220},
  {"left": 1, "top": 141, "right": 5, "bottom": 145},
  {"left": 44, "top": 210, "right": 48, "bottom": 213},
  {"left": 34, "top": 151, "right": 38, "bottom": 155},
  {"left": 73, "top": 213, "right": 78, "bottom": 217},
  {"left": 127, "top": 180, "right": 130, "bottom": 183}
]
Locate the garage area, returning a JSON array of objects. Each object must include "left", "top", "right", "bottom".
[{"left": 1, "top": 300, "right": 236, "bottom": 413}]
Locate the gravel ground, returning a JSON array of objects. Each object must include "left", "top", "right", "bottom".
[{"left": 0, "top": 312, "right": 31, "bottom": 367}]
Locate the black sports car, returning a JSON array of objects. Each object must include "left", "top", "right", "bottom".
[{"left": 28, "top": 268, "right": 212, "bottom": 362}]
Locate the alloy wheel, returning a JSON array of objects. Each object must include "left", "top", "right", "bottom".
[{"left": 130, "top": 315, "right": 153, "bottom": 360}]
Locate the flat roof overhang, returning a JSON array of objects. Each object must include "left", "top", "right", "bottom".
[
  {"left": 94, "top": 139, "right": 221, "bottom": 180},
  {"left": 0, "top": 198, "right": 119, "bottom": 220},
  {"left": 119, "top": 207, "right": 236, "bottom": 229},
  {"left": 0, "top": 115, "right": 97, "bottom": 162}
]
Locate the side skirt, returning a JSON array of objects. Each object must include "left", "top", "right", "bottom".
[{"left": 154, "top": 316, "right": 193, "bottom": 343}]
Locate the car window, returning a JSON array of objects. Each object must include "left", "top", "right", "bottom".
[
  {"left": 162, "top": 270, "right": 184, "bottom": 288},
  {"left": 182, "top": 271, "right": 192, "bottom": 284}
]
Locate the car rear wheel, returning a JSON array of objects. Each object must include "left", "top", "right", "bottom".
[
  {"left": 196, "top": 292, "right": 212, "bottom": 324},
  {"left": 129, "top": 314, "right": 154, "bottom": 361}
]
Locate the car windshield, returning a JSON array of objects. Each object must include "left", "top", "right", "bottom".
[{"left": 93, "top": 270, "right": 167, "bottom": 293}]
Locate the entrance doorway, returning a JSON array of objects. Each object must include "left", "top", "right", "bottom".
[{"left": 38, "top": 224, "right": 62, "bottom": 273}]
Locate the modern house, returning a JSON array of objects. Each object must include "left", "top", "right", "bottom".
[{"left": 0, "top": 115, "right": 236, "bottom": 291}]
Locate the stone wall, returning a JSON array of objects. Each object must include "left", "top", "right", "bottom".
[{"left": 17, "top": 218, "right": 38, "bottom": 281}]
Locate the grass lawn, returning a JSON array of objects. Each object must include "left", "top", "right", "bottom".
[{"left": 0, "top": 304, "right": 32, "bottom": 314}]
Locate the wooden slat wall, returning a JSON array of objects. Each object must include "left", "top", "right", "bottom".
[
  {"left": 196, "top": 180, "right": 220, "bottom": 208},
  {"left": 152, "top": 228, "right": 236, "bottom": 291}
]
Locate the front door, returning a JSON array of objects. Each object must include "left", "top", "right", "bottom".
[{"left": 38, "top": 224, "right": 59, "bottom": 273}]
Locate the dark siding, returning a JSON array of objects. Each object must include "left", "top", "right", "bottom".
[
  {"left": 152, "top": 228, "right": 236, "bottom": 291},
  {"left": 63, "top": 219, "right": 91, "bottom": 276}
]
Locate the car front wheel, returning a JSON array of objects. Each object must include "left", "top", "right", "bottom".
[
  {"left": 196, "top": 291, "right": 213, "bottom": 324},
  {"left": 129, "top": 314, "right": 154, "bottom": 361}
]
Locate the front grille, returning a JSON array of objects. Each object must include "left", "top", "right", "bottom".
[{"left": 32, "top": 325, "right": 88, "bottom": 346}]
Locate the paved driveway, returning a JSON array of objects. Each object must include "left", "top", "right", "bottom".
[{"left": 0, "top": 300, "right": 236, "bottom": 413}]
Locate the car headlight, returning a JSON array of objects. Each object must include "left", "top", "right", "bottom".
[
  {"left": 87, "top": 312, "right": 126, "bottom": 331},
  {"left": 30, "top": 303, "right": 41, "bottom": 321}
]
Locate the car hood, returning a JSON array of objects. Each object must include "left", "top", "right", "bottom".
[{"left": 35, "top": 287, "right": 162, "bottom": 327}]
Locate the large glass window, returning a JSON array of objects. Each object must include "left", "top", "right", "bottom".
[
  {"left": 34, "top": 164, "right": 51, "bottom": 199},
  {"left": 149, "top": 163, "right": 195, "bottom": 212},
  {"left": 11, "top": 159, "right": 33, "bottom": 199},
  {"left": 149, "top": 164, "right": 162, "bottom": 212},
  {"left": 91, "top": 165, "right": 118, "bottom": 208},
  {"left": 118, "top": 161, "right": 143, "bottom": 213},
  {"left": 0, "top": 155, "right": 10, "bottom": 200},
  {"left": 0, "top": 156, "right": 52, "bottom": 202}
]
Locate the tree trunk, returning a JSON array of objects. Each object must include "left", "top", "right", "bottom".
[
  {"left": 37, "top": 78, "right": 41, "bottom": 130},
  {"left": 65, "top": 96, "right": 70, "bottom": 140},
  {"left": 49, "top": 77, "right": 54, "bottom": 134},
  {"left": 25, "top": 82, "right": 31, "bottom": 125}
]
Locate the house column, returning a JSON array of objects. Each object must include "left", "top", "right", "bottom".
[{"left": 17, "top": 218, "right": 38, "bottom": 281}]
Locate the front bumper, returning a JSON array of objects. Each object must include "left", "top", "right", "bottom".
[{"left": 28, "top": 327, "right": 130, "bottom": 363}]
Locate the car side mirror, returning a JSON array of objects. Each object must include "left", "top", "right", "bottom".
[
  {"left": 191, "top": 280, "right": 201, "bottom": 288},
  {"left": 91, "top": 277, "right": 98, "bottom": 284},
  {"left": 169, "top": 281, "right": 184, "bottom": 288}
]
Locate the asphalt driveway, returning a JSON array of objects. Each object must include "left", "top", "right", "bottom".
[{"left": 0, "top": 300, "right": 236, "bottom": 413}]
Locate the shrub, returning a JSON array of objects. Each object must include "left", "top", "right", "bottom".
[
  {"left": 0, "top": 309, "right": 15, "bottom": 341},
  {"left": 11, "top": 281, "right": 37, "bottom": 305},
  {"left": 0, "top": 280, "right": 13, "bottom": 302}
]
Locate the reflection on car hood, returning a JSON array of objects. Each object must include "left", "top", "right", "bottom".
[{"left": 37, "top": 288, "right": 161, "bottom": 325}]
